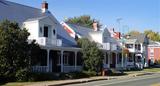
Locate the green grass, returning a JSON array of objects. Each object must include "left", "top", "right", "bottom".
[{"left": 143, "top": 67, "right": 160, "bottom": 72}]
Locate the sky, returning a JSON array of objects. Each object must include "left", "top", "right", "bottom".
[{"left": 8, "top": 0, "right": 160, "bottom": 33}]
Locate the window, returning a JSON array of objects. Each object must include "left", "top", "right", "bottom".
[
  {"left": 150, "top": 48, "right": 154, "bottom": 57},
  {"left": 138, "top": 44, "right": 141, "bottom": 50},
  {"left": 53, "top": 29, "right": 55, "bottom": 35},
  {"left": 105, "top": 53, "right": 108, "bottom": 64},
  {"left": 77, "top": 52, "right": 83, "bottom": 66},
  {"left": 125, "top": 44, "right": 133, "bottom": 48},
  {"left": 40, "top": 27, "right": 42, "bottom": 33},
  {"left": 44, "top": 26, "right": 48, "bottom": 37}
]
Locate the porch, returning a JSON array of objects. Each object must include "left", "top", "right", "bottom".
[
  {"left": 32, "top": 47, "right": 83, "bottom": 73},
  {"left": 103, "top": 51, "right": 125, "bottom": 70}
]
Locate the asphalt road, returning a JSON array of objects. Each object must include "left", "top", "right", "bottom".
[{"left": 64, "top": 73, "right": 160, "bottom": 86}]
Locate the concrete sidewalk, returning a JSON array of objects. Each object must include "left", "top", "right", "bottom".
[{"left": 24, "top": 72, "right": 154, "bottom": 86}]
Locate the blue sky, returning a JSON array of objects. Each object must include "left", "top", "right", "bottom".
[{"left": 9, "top": 0, "right": 160, "bottom": 33}]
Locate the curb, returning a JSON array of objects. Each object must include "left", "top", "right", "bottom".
[
  {"left": 26, "top": 72, "right": 153, "bottom": 86},
  {"left": 48, "top": 77, "right": 111, "bottom": 86}
]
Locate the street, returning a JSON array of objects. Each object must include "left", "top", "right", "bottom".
[{"left": 64, "top": 73, "right": 160, "bottom": 86}]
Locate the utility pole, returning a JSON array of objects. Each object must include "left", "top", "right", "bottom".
[
  {"left": 116, "top": 18, "right": 124, "bottom": 69},
  {"left": 116, "top": 18, "right": 122, "bottom": 32}
]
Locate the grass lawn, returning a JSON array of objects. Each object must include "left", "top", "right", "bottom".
[{"left": 143, "top": 67, "right": 160, "bottom": 72}]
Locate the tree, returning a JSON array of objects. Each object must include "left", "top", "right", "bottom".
[
  {"left": 65, "top": 15, "right": 102, "bottom": 29},
  {"left": 77, "top": 38, "right": 104, "bottom": 74},
  {"left": 144, "top": 30, "right": 160, "bottom": 41},
  {"left": 128, "top": 30, "right": 141, "bottom": 36},
  {"left": 0, "top": 20, "right": 40, "bottom": 82}
]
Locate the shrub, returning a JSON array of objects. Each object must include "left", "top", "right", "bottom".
[
  {"left": 15, "top": 68, "right": 30, "bottom": 82},
  {"left": 59, "top": 71, "right": 97, "bottom": 80},
  {"left": 28, "top": 73, "right": 58, "bottom": 81}
]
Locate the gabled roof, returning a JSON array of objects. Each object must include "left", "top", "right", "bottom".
[
  {"left": 0, "top": 0, "right": 44, "bottom": 26},
  {"left": 125, "top": 39, "right": 138, "bottom": 44},
  {"left": 24, "top": 16, "right": 48, "bottom": 22},
  {"left": 66, "top": 23, "right": 94, "bottom": 38},
  {"left": 148, "top": 40, "right": 160, "bottom": 45},
  {"left": 0, "top": 0, "right": 77, "bottom": 47},
  {"left": 64, "top": 23, "right": 120, "bottom": 45},
  {"left": 129, "top": 34, "right": 148, "bottom": 43}
]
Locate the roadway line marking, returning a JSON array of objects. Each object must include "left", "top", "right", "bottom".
[{"left": 94, "top": 74, "right": 160, "bottom": 86}]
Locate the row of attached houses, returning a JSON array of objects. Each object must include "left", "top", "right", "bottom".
[
  {"left": 61, "top": 22, "right": 124, "bottom": 70},
  {"left": 0, "top": 0, "right": 152, "bottom": 73},
  {"left": 62, "top": 22, "right": 150, "bottom": 70}
]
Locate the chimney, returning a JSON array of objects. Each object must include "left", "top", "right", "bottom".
[
  {"left": 92, "top": 21, "right": 98, "bottom": 31},
  {"left": 42, "top": 1, "right": 48, "bottom": 13}
]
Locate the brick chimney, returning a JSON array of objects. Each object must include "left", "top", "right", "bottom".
[
  {"left": 114, "top": 32, "right": 121, "bottom": 39},
  {"left": 92, "top": 20, "right": 98, "bottom": 31},
  {"left": 42, "top": 1, "right": 48, "bottom": 13}
]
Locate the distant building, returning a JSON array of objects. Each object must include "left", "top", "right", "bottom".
[
  {"left": 124, "top": 34, "right": 149, "bottom": 69},
  {"left": 148, "top": 41, "right": 160, "bottom": 65}
]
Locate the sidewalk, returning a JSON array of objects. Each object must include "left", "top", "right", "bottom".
[{"left": 24, "top": 72, "right": 154, "bottom": 86}]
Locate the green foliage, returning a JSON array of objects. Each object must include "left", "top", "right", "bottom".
[
  {"left": 65, "top": 15, "right": 102, "bottom": 28},
  {"left": 15, "top": 68, "right": 30, "bottom": 81},
  {"left": 0, "top": 20, "right": 40, "bottom": 82},
  {"left": 77, "top": 38, "right": 104, "bottom": 73},
  {"left": 128, "top": 30, "right": 160, "bottom": 42},
  {"left": 144, "top": 30, "right": 160, "bottom": 41},
  {"left": 29, "top": 73, "right": 57, "bottom": 81},
  {"left": 59, "top": 71, "right": 97, "bottom": 80}
]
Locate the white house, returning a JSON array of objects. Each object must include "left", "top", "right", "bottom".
[
  {"left": 0, "top": 0, "right": 83, "bottom": 73},
  {"left": 61, "top": 22, "right": 125, "bottom": 70},
  {"left": 124, "top": 34, "right": 149, "bottom": 69}
]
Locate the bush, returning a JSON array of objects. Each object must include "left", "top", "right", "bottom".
[
  {"left": 59, "top": 71, "right": 97, "bottom": 80},
  {"left": 59, "top": 71, "right": 88, "bottom": 79},
  {"left": 154, "top": 60, "right": 160, "bottom": 65},
  {"left": 29, "top": 73, "right": 58, "bottom": 81},
  {"left": 15, "top": 68, "right": 30, "bottom": 82}
]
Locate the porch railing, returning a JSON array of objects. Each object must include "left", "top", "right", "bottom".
[
  {"left": 37, "top": 37, "right": 62, "bottom": 47},
  {"left": 32, "top": 66, "right": 48, "bottom": 72}
]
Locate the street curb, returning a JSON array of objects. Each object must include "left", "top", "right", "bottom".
[
  {"left": 47, "top": 73, "right": 151, "bottom": 86},
  {"left": 48, "top": 77, "right": 111, "bottom": 86},
  {"left": 26, "top": 72, "right": 154, "bottom": 86}
]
